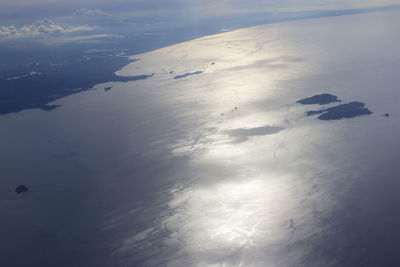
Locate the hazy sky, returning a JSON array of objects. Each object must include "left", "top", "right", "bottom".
[
  {"left": 1, "top": 0, "right": 400, "bottom": 43},
  {"left": 2, "top": 0, "right": 400, "bottom": 19}
]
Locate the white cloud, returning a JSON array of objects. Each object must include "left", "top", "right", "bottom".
[
  {"left": 65, "top": 25, "right": 95, "bottom": 32},
  {"left": 6, "top": 71, "right": 42, "bottom": 80},
  {"left": 20, "top": 19, "right": 64, "bottom": 35},
  {"left": 0, "top": 25, "right": 18, "bottom": 37},
  {"left": 73, "top": 8, "right": 110, "bottom": 16},
  {"left": 44, "top": 33, "right": 124, "bottom": 44},
  {"left": 64, "top": 33, "right": 123, "bottom": 41},
  {"left": 0, "top": 19, "right": 93, "bottom": 39}
]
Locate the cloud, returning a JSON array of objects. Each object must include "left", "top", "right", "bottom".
[
  {"left": 20, "top": 19, "right": 64, "bottom": 34},
  {"left": 0, "top": 19, "right": 64, "bottom": 38},
  {"left": 0, "top": 19, "right": 93, "bottom": 39},
  {"left": 6, "top": 71, "right": 42, "bottom": 80},
  {"left": 1, "top": 0, "right": 400, "bottom": 43},
  {"left": 65, "top": 25, "right": 95, "bottom": 32},
  {"left": 0, "top": 20, "right": 65, "bottom": 37},
  {"left": 64, "top": 33, "right": 124, "bottom": 40},
  {"left": 44, "top": 33, "right": 124, "bottom": 44},
  {"left": 73, "top": 8, "right": 110, "bottom": 16}
]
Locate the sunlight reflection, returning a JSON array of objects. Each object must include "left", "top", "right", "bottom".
[
  {"left": 163, "top": 170, "right": 299, "bottom": 266},
  {"left": 113, "top": 17, "right": 352, "bottom": 266}
]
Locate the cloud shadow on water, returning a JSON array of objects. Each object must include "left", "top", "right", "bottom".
[
  {"left": 227, "top": 126, "right": 285, "bottom": 143},
  {"left": 174, "top": 71, "right": 203, "bottom": 80}
]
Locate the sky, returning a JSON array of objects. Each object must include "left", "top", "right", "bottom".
[
  {"left": 1, "top": 0, "right": 400, "bottom": 49},
  {"left": 2, "top": 0, "right": 400, "bottom": 23}
]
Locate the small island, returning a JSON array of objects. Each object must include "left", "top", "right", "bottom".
[
  {"left": 297, "top": 93, "right": 341, "bottom": 105},
  {"left": 15, "top": 185, "right": 28, "bottom": 194},
  {"left": 307, "top": 102, "right": 373, "bottom": 120}
]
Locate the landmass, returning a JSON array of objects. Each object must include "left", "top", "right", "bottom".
[
  {"left": 307, "top": 101, "right": 373, "bottom": 120},
  {"left": 15, "top": 185, "right": 28, "bottom": 194},
  {"left": 0, "top": 55, "right": 153, "bottom": 115},
  {"left": 297, "top": 93, "right": 341, "bottom": 105}
]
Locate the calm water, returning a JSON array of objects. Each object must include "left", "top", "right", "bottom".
[{"left": 1, "top": 9, "right": 400, "bottom": 267}]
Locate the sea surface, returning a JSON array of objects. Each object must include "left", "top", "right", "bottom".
[{"left": 1, "top": 9, "right": 400, "bottom": 267}]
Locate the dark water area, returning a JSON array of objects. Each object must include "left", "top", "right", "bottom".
[
  {"left": 301, "top": 154, "right": 400, "bottom": 267},
  {"left": 307, "top": 102, "right": 373, "bottom": 120},
  {"left": 297, "top": 93, "right": 341, "bottom": 105},
  {"left": 0, "top": 52, "right": 154, "bottom": 115}
]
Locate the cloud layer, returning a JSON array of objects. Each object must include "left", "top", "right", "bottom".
[
  {"left": 0, "top": 19, "right": 63, "bottom": 37},
  {"left": 0, "top": 19, "right": 93, "bottom": 38}
]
